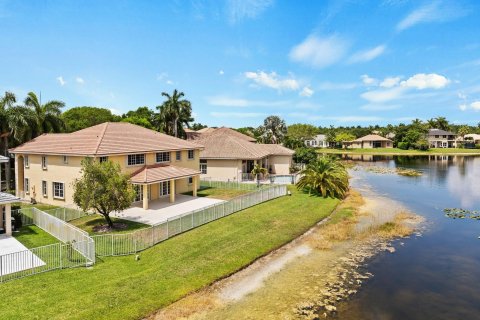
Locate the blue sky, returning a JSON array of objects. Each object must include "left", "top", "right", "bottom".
[{"left": 1, "top": 0, "right": 480, "bottom": 128}]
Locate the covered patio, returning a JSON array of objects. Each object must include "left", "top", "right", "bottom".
[
  {"left": 0, "top": 192, "right": 21, "bottom": 236},
  {"left": 112, "top": 194, "right": 225, "bottom": 225}
]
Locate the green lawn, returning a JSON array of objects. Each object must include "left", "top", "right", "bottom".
[
  {"left": 183, "top": 186, "right": 252, "bottom": 200},
  {"left": 13, "top": 225, "right": 60, "bottom": 248},
  {"left": 13, "top": 202, "right": 59, "bottom": 211},
  {"left": 69, "top": 215, "right": 150, "bottom": 235},
  {"left": 0, "top": 186, "right": 339, "bottom": 320},
  {"left": 319, "top": 147, "right": 480, "bottom": 155}
]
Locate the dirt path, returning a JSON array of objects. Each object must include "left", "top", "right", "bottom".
[{"left": 148, "top": 188, "right": 423, "bottom": 320}]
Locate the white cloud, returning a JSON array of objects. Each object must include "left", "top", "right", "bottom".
[
  {"left": 361, "top": 74, "right": 377, "bottom": 86},
  {"left": 318, "top": 81, "right": 358, "bottom": 91},
  {"left": 244, "top": 71, "right": 299, "bottom": 91},
  {"left": 459, "top": 104, "right": 467, "bottom": 111},
  {"left": 219, "top": 70, "right": 225, "bottom": 75},
  {"left": 288, "top": 113, "right": 383, "bottom": 123},
  {"left": 397, "top": 1, "right": 469, "bottom": 31},
  {"left": 361, "top": 87, "right": 407, "bottom": 103},
  {"left": 289, "top": 34, "right": 349, "bottom": 69},
  {"left": 75, "top": 77, "right": 84, "bottom": 84},
  {"left": 400, "top": 73, "right": 449, "bottom": 89},
  {"left": 166, "top": 80, "right": 174, "bottom": 85},
  {"left": 157, "top": 72, "right": 168, "bottom": 81},
  {"left": 380, "top": 76, "right": 401, "bottom": 88},
  {"left": 210, "top": 111, "right": 266, "bottom": 118},
  {"left": 348, "top": 45, "right": 386, "bottom": 64},
  {"left": 299, "top": 86, "right": 314, "bottom": 97},
  {"left": 471, "top": 101, "right": 480, "bottom": 111},
  {"left": 207, "top": 95, "right": 289, "bottom": 108},
  {"left": 109, "top": 108, "right": 122, "bottom": 116},
  {"left": 226, "top": 0, "right": 273, "bottom": 24},
  {"left": 56, "top": 76, "right": 66, "bottom": 86}
]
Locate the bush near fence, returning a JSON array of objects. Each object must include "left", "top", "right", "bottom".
[{"left": 93, "top": 184, "right": 287, "bottom": 257}]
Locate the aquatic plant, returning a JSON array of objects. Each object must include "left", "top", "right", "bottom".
[{"left": 443, "top": 208, "right": 480, "bottom": 220}]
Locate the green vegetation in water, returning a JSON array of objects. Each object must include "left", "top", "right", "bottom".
[
  {"left": 359, "top": 166, "right": 422, "bottom": 177},
  {"left": 443, "top": 208, "right": 480, "bottom": 220}
]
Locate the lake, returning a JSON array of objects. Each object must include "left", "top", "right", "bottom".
[{"left": 338, "top": 155, "right": 480, "bottom": 319}]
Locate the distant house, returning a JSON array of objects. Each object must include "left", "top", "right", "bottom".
[
  {"left": 427, "top": 129, "right": 458, "bottom": 148},
  {"left": 304, "top": 134, "right": 329, "bottom": 148},
  {"left": 346, "top": 134, "right": 393, "bottom": 149},
  {"left": 187, "top": 127, "right": 294, "bottom": 181},
  {"left": 463, "top": 133, "right": 480, "bottom": 148}
]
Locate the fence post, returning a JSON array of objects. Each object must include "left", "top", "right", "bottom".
[{"left": 59, "top": 243, "right": 63, "bottom": 269}]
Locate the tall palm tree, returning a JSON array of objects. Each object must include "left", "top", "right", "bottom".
[
  {"left": 157, "top": 89, "right": 193, "bottom": 138},
  {"left": 296, "top": 156, "right": 349, "bottom": 199},
  {"left": 24, "top": 92, "right": 65, "bottom": 137},
  {"left": 258, "top": 115, "right": 287, "bottom": 144}
]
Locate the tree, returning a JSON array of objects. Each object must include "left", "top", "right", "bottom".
[
  {"left": 62, "top": 107, "right": 120, "bottom": 132},
  {"left": 428, "top": 117, "right": 450, "bottom": 131},
  {"left": 335, "top": 132, "right": 356, "bottom": 148},
  {"left": 293, "top": 147, "right": 318, "bottom": 165},
  {"left": 191, "top": 123, "right": 208, "bottom": 131},
  {"left": 287, "top": 123, "right": 319, "bottom": 141},
  {"left": 283, "top": 135, "right": 305, "bottom": 150},
  {"left": 122, "top": 106, "right": 156, "bottom": 129},
  {"left": 296, "top": 156, "right": 349, "bottom": 199},
  {"left": 73, "top": 158, "right": 136, "bottom": 228},
  {"left": 121, "top": 116, "right": 155, "bottom": 129},
  {"left": 251, "top": 164, "right": 268, "bottom": 187},
  {"left": 24, "top": 92, "right": 65, "bottom": 138},
  {"left": 457, "top": 125, "right": 470, "bottom": 138},
  {"left": 257, "top": 115, "right": 287, "bottom": 144},
  {"left": 157, "top": 89, "right": 193, "bottom": 138}
]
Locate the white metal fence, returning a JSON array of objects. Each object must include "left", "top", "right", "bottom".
[
  {"left": 200, "top": 179, "right": 267, "bottom": 190},
  {"left": 93, "top": 184, "right": 287, "bottom": 256},
  {"left": 44, "top": 207, "right": 90, "bottom": 222}
]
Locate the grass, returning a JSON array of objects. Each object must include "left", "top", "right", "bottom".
[
  {"left": 13, "top": 202, "right": 59, "bottom": 211},
  {"left": 319, "top": 147, "right": 480, "bottom": 155},
  {"left": 0, "top": 186, "right": 339, "bottom": 320},
  {"left": 182, "top": 187, "right": 252, "bottom": 200},
  {"left": 13, "top": 225, "right": 60, "bottom": 248},
  {"left": 69, "top": 215, "right": 150, "bottom": 235}
]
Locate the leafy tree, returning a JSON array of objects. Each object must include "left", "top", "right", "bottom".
[
  {"left": 293, "top": 147, "right": 318, "bottom": 165},
  {"left": 428, "top": 117, "right": 450, "bottom": 131},
  {"left": 63, "top": 107, "right": 120, "bottom": 132},
  {"left": 283, "top": 136, "right": 305, "bottom": 150},
  {"left": 296, "top": 156, "right": 349, "bottom": 199},
  {"left": 251, "top": 164, "right": 268, "bottom": 187},
  {"left": 236, "top": 127, "right": 258, "bottom": 139},
  {"left": 24, "top": 92, "right": 65, "bottom": 137},
  {"left": 257, "top": 115, "right": 287, "bottom": 144},
  {"left": 157, "top": 89, "right": 193, "bottom": 138},
  {"left": 122, "top": 106, "right": 156, "bottom": 128},
  {"left": 191, "top": 123, "right": 208, "bottom": 131},
  {"left": 457, "top": 125, "right": 470, "bottom": 138},
  {"left": 121, "top": 116, "right": 155, "bottom": 129},
  {"left": 287, "top": 123, "right": 319, "bottom": 141},
  {"left": 73, "top": 158, "right": 136, "bottom": 228},
  {"left": 335, "top": 132, "right": 356, "bottom": 148},
  {"left": 325, "top": 126, "right": 337, "bottom": 146}
]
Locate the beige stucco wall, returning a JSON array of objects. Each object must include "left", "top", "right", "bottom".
[
  {"left": 268, "top": 155, "right": 292, "bottom": 175},
  {"left": 350, "top": 141, "right": 392, "bottom": 149},
  {"left": 16, "top": 149, "right": 200, "bottom": 207},
  {"left": 200, "top": 159, "right": 242, "bottom": 182}
]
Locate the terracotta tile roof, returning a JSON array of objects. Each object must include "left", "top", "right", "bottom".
[
  {"left": 10, "top": 122, "right": 203, "bottom": 156},
  {"left": 352, "top": 134, "right": 393, "bottom": 142},
  {"left": 190, "top": 127, "right": 294, "bottom": 159},
  {"left": 130, "top": 164, "right": 200, "bottom": 184},
  {"left": 188, "top": 127, "right": 257, "bottom": 142}
]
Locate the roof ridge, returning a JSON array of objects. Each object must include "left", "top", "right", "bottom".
[{"left": 93, "top": 122, "right": 109, "bottom": 155}]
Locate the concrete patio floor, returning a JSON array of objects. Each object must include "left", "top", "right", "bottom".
[
  {"left": 0, "top": 235, "right": 45, "bottom": 276},
  {"left": 112, "top": 194, "right": 225, "bottom": 225}
]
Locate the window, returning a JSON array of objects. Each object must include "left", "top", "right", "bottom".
[
  {"left": 159, "top": 181, "right": 170, "bottom": 196},
  {"left": 63, "top": 156, "right": 68, "bottom": 164},
  {"left": 42, "top": 181, "right": 47, "bottom": 197},
  {"left": 188, "top": 177, "right": 193, "bottom": 185},
  {"left": 24, "top": 155, "right": 29, "bottom": 168},
  {"left": 99, "top": 156, "right": 108, "bottom": 163},
  {"left": 134, "top": 185, "right": 143, "bottom": 202},
  {"left": 42, "top": 156, "right": 47, "bottom": 169},
  {"left": 127, "top": 154, "right": 145, "bottom": 166},
  {"left": 200, "top": 159, "right": 207, "bottom": 174},
  {"left": 156, "top": 152, "right": 170, "bottom": 163},
  {"left": 53, "top": 182, "right": 65, "bottom": 199},
  {"left": 176, "top": 151, "right": 181, "bottom": 161},
  {"left": 443, "top": 135, "right": 447, "bottom": 139},
  {"left": 24, "top": 178, "right": 30, "bottom": 194},
  {"left": 435, "top": 135, "right": 439, "bottom": 138},
  {"left": 188, "top": 150, "right": 195, "bottom": 160}
]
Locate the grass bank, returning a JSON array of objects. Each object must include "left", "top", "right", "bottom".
[
  {"left": 318, "top": 147, "right": 480, "bottom": 156},
  {"left": 182, "top": 186, "right": 252, "bottom": 200},
  {"left": 0, "top": 186, "right": 339, "bottom": 320}
]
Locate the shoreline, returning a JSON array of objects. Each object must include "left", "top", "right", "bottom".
[
  {"left": 148, "top": 189, "right": 424, "bottom": 319},
  {"left": 318, "top": 150, "right": 480, "bottom": 156}
]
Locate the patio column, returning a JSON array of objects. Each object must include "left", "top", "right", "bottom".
[
  {"left": 169, "top": 179, "right": 175, "bottom": 203},
  {"left": 142, "top": 184, "right": 149, "bottom": 210},
  {"left": 5, "top": 203, "right": 11, "bottom": 236},
  {"left": 193, "top": 175, "right": 198, "bottom": 197},
  {"left": 0, "top": 204, "right": 3, "bottom": 233}
]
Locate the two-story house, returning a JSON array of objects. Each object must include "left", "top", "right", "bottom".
[
  {"left": 427, "top": 129, "right": 458, "bottom": 148},
  {"left": 9, "top": 122, "right": 203, "bottom": 210}
]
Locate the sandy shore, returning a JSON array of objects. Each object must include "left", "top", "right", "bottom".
[{"left": 147, "top": 187, "right": 423, "bottom": 320}]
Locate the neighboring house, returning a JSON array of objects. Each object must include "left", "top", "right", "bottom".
[
  {"left": 9, "top": 122, "right": 203, "bottom": 210},
  {"left": 0, "top": 155, "right": 9, "bottom": 191},
  {"left": 386, "top": 132, "right": 396, "bottom": 140},
  {"left": 346, "top": 134, "right": 393, "bottom": 149},
  {"left": 187, "top": 127, "right": 294, "bottom": 181},
  {"left": 0, "top": 192, "right": 21, "bottom": 236},
  {"left": 305, "top": 134, "right": 329, "bottom": 148},
  {"left": 463, "top": 133, "right": 480, "bottom": 148},
  {"left": 427, "top": 129, "right": 458, "bottom": 148}
]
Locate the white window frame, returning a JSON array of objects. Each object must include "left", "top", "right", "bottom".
[
  {"left": 127, "top": 154, "right": 145, "bottom": 166},
  {"left": 159, "top": 181, "right": 170, "bottom": 196},
  {"left": 24, "top": 155, "right": 29, "bottom": 168},
  {"left": 42, "top": 180, "right": 47, "bottom": 197},
  {"left": 156, "top": 152, "right": 170, "bottom": 163},
  {"left": 200, "top": 159, "right": 207, "bottom": 174},
  {"left": 63, "top": 156, "right": 68, "bottom": 164},
  {"left": 176, "top": 151, "right": 181, "bottom": 161},
  {"left": 52, "top": 182, "right": 65, "bottom": 199},
  {"left": 42, "top": 156, "right": 47, "bottom": 170},
  {"left": 99, "top": 156, "right": 108, "bottom": 163},
  {"left": 24, "top": 178, "right": 30, "bottom": 194},
  {"left": 188, "top": 150, "right": 195, "bottom": 160}
]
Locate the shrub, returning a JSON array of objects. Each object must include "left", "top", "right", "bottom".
[
  {"left": 476, "top": 144, "right": 480, "bottom": 149},
  {"left": 397, "top": 142, "right": 409, "bottom": 150},
  {"left": 413, "top": 139, "right": 429, "bottom": 151}
]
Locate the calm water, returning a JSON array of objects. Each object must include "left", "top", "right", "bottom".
[{"left": 338, "top": 155, "right": 480, "bottom": 320}]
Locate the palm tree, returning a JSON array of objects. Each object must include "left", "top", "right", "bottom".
[
  {"left": 251, "top": 164, "right": 268, "bottom": 187},
  {"left": 257, "top": 115, "right": 287, "bottom": 144},
  {"left": 157, "top": 89, "right": 193, "bottom": 138},
  {"left": 24, "top": 92, "right": 65, "bottom": 138},
  {"left": 296, "top": 156, "right": 349, "bottom": 199},
  {"left": 428, "top": 117, "right": 450, "bottom": 131}
]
